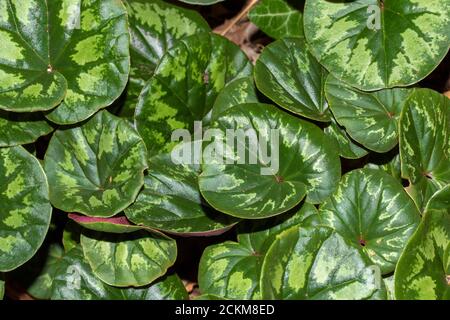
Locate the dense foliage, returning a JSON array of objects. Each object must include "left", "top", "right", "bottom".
[{"left": 0, "top": 0, "right": 449, "bottom": 300}]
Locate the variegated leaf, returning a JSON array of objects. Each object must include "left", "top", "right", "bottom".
[
  {"left": 44, "top": 110, "right": 147, "bottom": 217},
  {"left": 0, "top": 110, "right": 53, "bottom": 147},
  {"left": 326, "top": 75, "right": 411, "bottom": 153},
  {"left": 304, "top": 0, "right": 450, "bottom": 91},
  {"left": 125, "top": 142, "right": 239, "bottom": 236},
  {"left": 261, "top": 226, "right": 387, "bottom": 299},
  {"left": 211, "top": 77, "right": 258, "bottom": 122},
  {"left": 199, "top": 103, "right": 341, "bottom": 219},
  {"left": 119, "top": 0, "right": 210, "bottom": 118},
  {"left": 0, "top": 0, "right": 130, "bottom": 124},
  {"left": 395, "top": 187, "right": 450, "bottom": 300},
  {"left": 51, "top": 246, "right": 187, "bottom": 300},
  {"left": 134, "top": 32, "right": 252, "bottom": 157},
  {"left": 365, "top": 152, "right": 402, "bottom": 183},
  {"left": 399, "top": 89, "right": 450, "bottom": 211},
  {"left": 198, "top": 203, "right": 318, "bottom": 299},
  {"left": 324, "top": 117, "right": 368, "bottom": 160},
  {"left": 80, "top": 230, "right": 177, "bottom": 287},
  {"left": 62, "top": 221, "right": 81, "bottom": 253},
  {"left": 249, "top": 0, "right": 303, "bottom": 39},
  {"left": 0, "top": 146, "right": 52, "bottom": 272},
  {"left": 254, "top": 37, "right": 330, "bottom": 122},
  {"left": 319, "top": 168, "right": 420, "bottom": 274}
]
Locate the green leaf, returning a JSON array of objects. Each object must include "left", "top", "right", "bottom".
[
  {"left": 120, "top": 0, "right": 210, "bottom": 118},
  {"left": 44, "top": 110, "right": 147, "bottom": 217},
  {"left": 261, "top": 226, "right": 387, "bottom": 299},
  {"left": 194, "top": 294, "right": 227, "bottom": 300},
  {"left": 68, "top": 213, "right": 149, "bottom": 234},
  {"left": 198, "top": 203, "right": 321, "bottom": 299},
  {"left": 304, "top": 0, "right": 450, "bottom": 91},
  {"left": 211, "top": 77, "right": 258, "bottom": 122},
  {"left": 0, "top": 0, "right": 130, "bottom": 124},
  {"left": 326, "top": 75, "right": 411, "bottom": 153},
  {"left": 425, "top": 185, "right": 450, "bottom": 212},
  {"left": 125, "top": 142, "right": 239, "bottom": 236},
  {"left": 254, "top": 37, "right": 330, "bottom": 122},
  {"left": 384, "top": 275, "right": 395, "bottom": 300},
  {"left": 249, "top": 0, "right": 303, "bottom": 39},
  {"left": 365, "top": 151, "right": 402, "bottom": 183},
  {"left": 319, "top": 168, "right": 420, "bottom": 274},
  {"left": 135, "top": 32, "right": 252, "bottom": 157},
  {"left": 51, "top": 246, "right": 186, "bottom": 300},
  {"left": 80, "top": 230, "right": 177, "bottom": 287},
  {"left": 399, "top": 89, "right": 450, "bottom": 211},
  {"left": 62, "top": 221, "right": 81, "bottom": 253},
  {"left": 395, "top": 188, "right": 449, "bottom": 300},
  {"left": 0, "top": 274, "right": 4, "bottom": 300},
  {"left": 13, "top": 243, "right": 64, "bottom": 300},
  {"left": 0, "top": 146, "right": 52, "bottom": 272},
  {"left": 0, "top": 110, "right": 53, "bottom": 147},
  {"left": 324, "top": 117, "right": 368, "bottom": 160},
  {"left": 199, "top": 103, "right": 341, "bottom": 219}
]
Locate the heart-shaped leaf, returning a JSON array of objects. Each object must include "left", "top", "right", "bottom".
[
  {"left": 395, "top": 187, "right": 449, "bottom": 300},
  {"left": 249, "top": 0, "right": 303, "bottom": 39},
  {"left": 125, "top": 142, "right": 239, "bottom": 236},
  {"left": 199, "top": 103, "right": 341, "bottom": 219},
  {"left": 400, "top": 89, "right": 450, "bottom": 211},
  {"left": 319, "top": 168, "right": 420, "bottom": 274},
  {"left": 13, "top": 243, "right": 64, "bottom": 299},
  {"left": 0, "top": 0, "right": 130, "bottom": 124},
  {"left": 0, "top": 111, "right": 53, "bottom": 147},
  {"left": 198, "top": 203, "right": 320, "bottom": 299},
  {"left": 261, "top": 226, "right": 387, "bottom": 299},
  {"left": 120, "top": 0, "right": 210, "bottom": 118},
  {"left": 135, "top": 32, "right": 252, "bottom": 156},
  {"left": 44, "top": 110, "right": 147, "bottom": 217},
  {"left": 68, "top": 214, "right": 148, "bottom": 234},
  {"left": 80, "top": 230, "right": 177, "bottom": 287},
  {"left": 324, "top": 118, "right": 368, "bottom": 160},
  {"left": 0, "top": 146, "right": 52, "bottom": 272},
  {"left": 304, "top": 0, "right": 450, "bottom": 91},
  {"left": 254, "top": 37, "right": 330, "bottom": 122},
  {"left": 51, "top": 246, "right": 186, "bottom": 300},
  {"left": 326, "top": 75, "right": 411, "bottom": 153},
  {"left": 211, "top": 77, "right": 258, "bottom": 122}
]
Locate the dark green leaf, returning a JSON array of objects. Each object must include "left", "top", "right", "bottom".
[
  {"left": 254, "top": 37, "right": 330, "bottom": 122},
  {"left": 319, "top": 168, "right": 420, "bottom": 274},
  {"left": 304, "top": 0, "right": 450, "bottom": 90},
  {"left": 0, "top": 146, "right": 52, "bottom": 272},
  {"left": 44, "top": 110, "right": 147, "bottom": 217}
]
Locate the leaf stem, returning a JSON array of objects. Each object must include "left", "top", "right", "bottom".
[{"left": 219, "top": 0, "right": 259, "bottom": 36}]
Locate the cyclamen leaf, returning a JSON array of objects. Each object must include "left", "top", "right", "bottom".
[
  {"left": 425, "top": 185, "right": 450, "bottom": 213},
  {"left": 399, "top": 89, "right": 450, "bottom": 211},
  {"left": 121, "top": 0, "right": 210, "bottom": 118},
  {"left": 211, "top": 77, "right": 258, "bottom": 122},
  {"left": 304, "top": 0, "right": 450, "bottom": 91},
  {"left": 199, "top": 103, "right": 341, "bottom": 219},
  {"left": 0, "top": 111, "right": 53, "bottom": 147},
  {"left": 254, "top": 37, "right": 330, "bottom": 122},
  {"left": 13, "top": 243, "right": 64, "bottom": 300},
  {"left": 395, "top": 188, "right": 450, "bottom": 300},
  {"left": 0, "top": 146, "right": 52, "bottom": 272},
  {"left": 365, "top": 152, "right": 402, "bottom": 183},
  {"left": 0, "top": 274, "right": 4, "bottom": 299},
  {"left": 44, "top": 110, "right": 147, "bottom": 217},
  {"left": 319, "top": 168, "right": 420, "bottom": 274},
  {"left": 62, "top": 221, "right": 81, "bottom": 253},
  {"left": 51, "top": 246, "right": 186, "bottom": 300},
  {"left": 326, "top": 75, "right": 411, "bottom": 153},
  {"left": 135, "top": 32, "right": 252, "bottom": 157},
  {"left": 324, "top": 118, "right": 368, "bottom": 160},
  {"left": 249, "top": 0, "right": 303, "bottom": 39},
  {"left": 0, "top": 0, "right": 130, "bottom": 124},
  {"left": 198, "top": 203, "right": 318, "bottom": 299},
  {"left": 68, "top": 214, "right": 149, "bottom": 234},
  {"left": 125, "top": 142, "right": 239, "bottom": 236},
  {"left": 261, "top": 226, "right": 387, "bottom": 299},
  {"left": 80, "top": 230, "right": 177, "bottom": 287}
]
